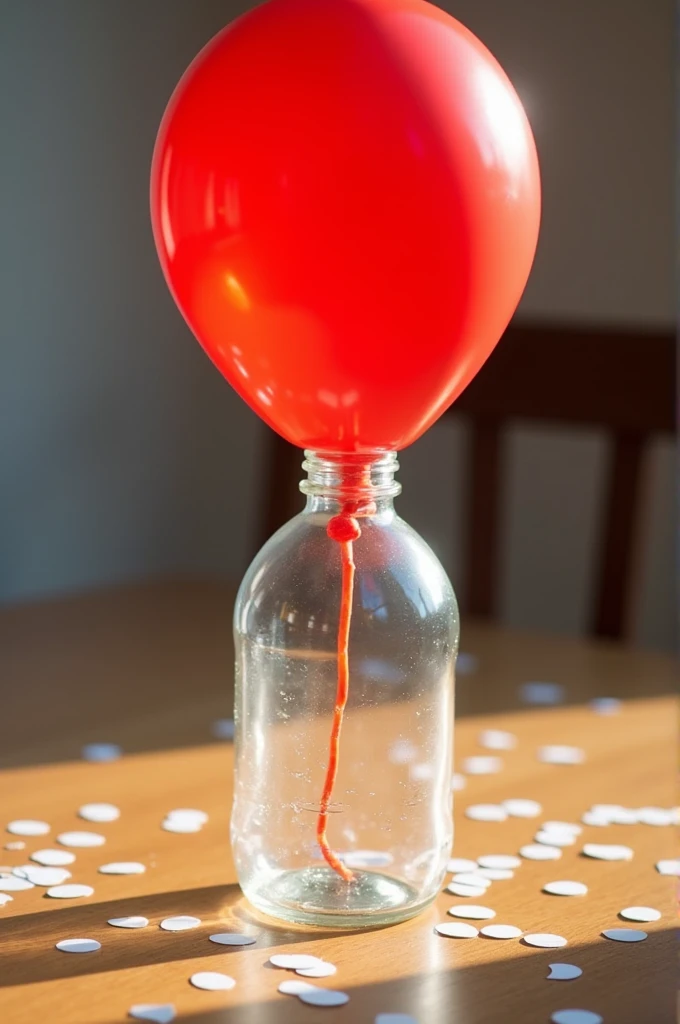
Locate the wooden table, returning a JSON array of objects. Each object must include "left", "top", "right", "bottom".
[{"left": 0, "top": 581, "right": 676, "bottom": 1023}]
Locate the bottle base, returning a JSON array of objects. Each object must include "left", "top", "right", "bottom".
[{"left": 243, "top": 865, "right": 433, "bottom": 929}]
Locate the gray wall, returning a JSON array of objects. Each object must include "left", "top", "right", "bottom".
[{"left": 0, "top": 1, "right": 675, "bottom": 649}]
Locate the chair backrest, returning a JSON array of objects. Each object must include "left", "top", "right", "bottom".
[{"left": 259, "top": 321, "right": 674, "bottom": 641}]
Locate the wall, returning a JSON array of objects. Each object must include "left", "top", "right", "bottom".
[{"left": 0, "top": 0, "right": 674, "bottom": 649}]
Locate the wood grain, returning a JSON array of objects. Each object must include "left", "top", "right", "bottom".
[{"left": 0, "top": 581, "right": 676, "bottom": 1023}]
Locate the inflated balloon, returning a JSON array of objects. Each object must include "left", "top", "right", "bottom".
[{"left": 151, "top": 0, "right": 540, "bottom": 452}]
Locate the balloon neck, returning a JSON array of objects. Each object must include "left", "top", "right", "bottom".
[{"left": 300, "top": 450, "right": 401, "bottom": 517}]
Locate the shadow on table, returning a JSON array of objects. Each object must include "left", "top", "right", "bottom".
[
  {"left": 86, "top": 929, "right": 676, "bottom": 1024},
  {"left": 0, "top": 579, "right": 676, "bottom": 770}
]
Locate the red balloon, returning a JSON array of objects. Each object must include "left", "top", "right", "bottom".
[{"left": 151, "top": 0, "right": 540, "bottom": 452}]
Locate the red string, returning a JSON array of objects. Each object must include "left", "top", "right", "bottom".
[{"left": 317, "top": 494, "right": 376, "bottom": 882}]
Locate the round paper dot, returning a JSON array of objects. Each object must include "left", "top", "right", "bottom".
[
  {"left": 446, "top": 882, "right": 488, "bottom": 898},
  {"left": 520, "top": 844, "right": 562, "bottom": 861},
  {"left": 602, "top": 928, "right": 647, "bottom": 942},
  {"left": 503, "top": 799, "right": 542, "bottom": 819},
  {"left": 278, "top": 979, "right": 316, "bottom": 995},
  {"left": 543, "top": 821, "right": 582, "bottom": 835},
  {"left": 447, "top": 858, "right": 478, "bottom": 873},
  {"left": 161, "top": 818, "right": 202, "bottom": 834},
  {"left": 78, "top": 803, "right": 120, "bottom": 823},
  {"left": 619, "top": 906, "right": 660, "bottom": 922},
  {"left": 479, "top": 729, "right": 516, "bottom": 751},
  {"left": 30, "top": 849, "right": 75, "bottom": 866},
  {"left": 57, "top": 831, "right": 106, "bottom": 848},
  {"left": 538, "top": 745, "right": 585, "bottom": 766},
  {"left": 14, "top": 866, "right": 71, "bottom": 886},
  {"left": 99, "top": 862, "right": 146, "bottom": 875},
  {"left": 636, "top": 806, "right": 673, "bottom": 827},
  {"left": 456, "top": 651, "right": 479, "bottom": 674},
  {"left": 0, "top": 875, "right": 34, "bottom": 891},
  {"left": 211, "top": 718, "right": 235, "bottom": 740},
  {"left": 477, "top": 855, "right": 521, "bottom": 870},
  {"left": 589, "top": 696, "right": 621, "bottom": 715},
  {"left": 520, "top": 681, "right": 564, "bottom": 705},
  {"left": 82, "top": 743, "right": 122, "bottom": 763},
  {"left": 375, "top": 1016, "right": 419, "bottom": 1024},
  {"left": 480, "top": 924, "right": 522, "bottom": 939},
  {"left": 409, "top": 763, "right": 434, "bottom": 782},
  {"left": 551, "top": 1012, "right": 602, "bottom": 1024},
  {"left": 656, "top": 859, "right": 680, "bottom": 876},
  {"left": 465, "top": 804, "right": 507, "bottom": 822},
  {"left": 209, "top": 933, "right": 257, "bottom": 945},
  {"left": 543, "top": 881, "right": 588, "bottom": 897},
  {"left": 190, "top": 971, "right": 235, "bottom": 991},
  {"left": 4, "top": 841, "right": 26, "bottom": 850},
  {"left": 523, "top": 933, "right": 568, "bottom": 948},
  {"left": 581, "top": 811, "right": 610, "bottom": 827},
  {"left": 344, "top": 850, "right": 393, "bottom": 869},
  {"left": 108, "top": 916, "right": 149, "bottom": 928},
  {"left": 448, "top": 905, "right": 495, "bottom": 920},
  {"left": 166, "top": 808, "right": 208, "bottom": 825},
  {"left": 7, "top": 820, "right": 49, "bottom": 837},
  {"left": 159, "top": 916, "right": 201, "bottom": 931},
  {"left": 451, "top": 872, "right": 491, "bottom": 888},
  {"left": 476, "top": 868, "right": 514, "bottom": 881},
  {"left": 297, "top": 961, "right": 337, "bottom": 978},
  {"left": 128, "top": 1005, "right": 176, "bottom": 1024},
  {"left": 56, "top": 937, "right": 101, "bottom": 953},
  {"left": 435, "top": 922, "right": 479, "bottom": 938},
  {"left": 450, "top": 773, "right": 466, "bottom": 791},
  {"left": 0, "top": 893, "right": 14, "bottom": 906},
  {"left": 270, "top": 953, "right": 323, "bottom": 969},
  {"left": 47, "top": 884, "right": 94, "bottom": 899},
  {"left": 462, "top": 756, "right": 502, "bottom": 775},
  {"left": 582, "top": 843, "right": 633, "bottom": 861},
  {"left": 389, "top": 739, "right": 417, "bottom": 764},
  {"left": 547, "top": 964, "right": 583, "bottom": 981},
  {"left": 298, "top": 990, "right": 350, "bottom": 1007}
]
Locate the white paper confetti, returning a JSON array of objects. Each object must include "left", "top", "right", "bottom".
[
  {"left": 435, "top": 922, "right": 479, "bottom": 938},
  {"left": 99, "top": 862, "right": 146, "bottom": 875},
  {"left": 535, "top": 831, "right": 576, "bottom": 848},
  {"left": 476, "top": 868, "right": 514, "bottom": 881},
  {"left": 56, "top": 938, "right": 101, "bottom": 953},
  {"left": 450, "top": 773, "right": 466, "bottom": 791},
  {"left": 0, "top": 875, "right": 34, "bottom": 891},
  {"left": 159, "top": 916, "right": 201, "bottom": 931},
  {"left": 47, "top": 884, "right": 94, "bottom": 899},
  {"left": 78, "top": 803, "right": 120, "bottom": 823},
  {"left": 278, "top": 979, "right": 317, "bottom": 995},
  {"left": 520, "top": 682, "right": 564, "bottom": 705},
  {"left": 551, "top": 1012, "right": 602, "bottom": 1024},
  {"left": 451, "top": 873, "right": 492, "bottom": 889},
  {"left": 165, "top": 809, "right": 208, "bottom": 826},
  {"left": 589, "top": 697, "right": 621, "bottom": 715},
  {"left": 0, "top": 893, "right": 13, "bottom": 906},
  {"left": 297, "top": 961, "right": 337, "bottom": 978},
  {"left": 209, "top": 933, "right": 257, "bottom": 945},
  {"left": 108, "top": 916, "right": 149, "bottom": 928},
  {"left": 602, "top": 928, "right": 647, "bottom": 942},
  {"left": 479, "top": 729, "right": 516, "bottom": 751},
  {"left": 477, "top": 855, "right": 521, "bottom": 870},
  {"left": 447, "top": 858, "right": 478, "bottom": 873},
  {"left": 161, "top": 818, "right": 202, "bottom": 834},
  {"left": 656, "top": 859, "right": 680, "bottom": 876},
  {"left": 14, "top": 866, "right": 71, "bottom": 886},
  {"left": 82, "top": 743, "right": 122, "bottom": 763},
  {"left": 456, "top": 652, "right": 478, "bottom": 675},
  {"left": 375, "top": 1016, "right": 419, "bottom": 1024},
  {"left": 343, "top": 850, "right": 393, "bottom": 869},
  {"left": 389, "top": 739, "right": 417, "bottom": 764},
  {"left": 4, "top": 841, "right": 26, "bottom": 850},
  {"left": 446, "top": 882, "right": 488, "bottom": 898},
  {"left": 298, "top": 990, "right": 350, "bottom": 1007},
  {"left": 211, "top": 718, "right": 235, "bottom": 740},
  {"left": 619, "top": 906, "right": 661, "bottom": 922},
  {"left": 580, "top": 811, "right": 610, "bottom": 827},
  {"left": 636, "top": 806, "right": 674, "bottom": 827},
  {"left": 582, "top": 843, "right": 633, "bottom": 862},
  {"left": 190, "top": 971, "right": 235, "bottom": 991},
  {"left": 523, "top": 933, "right": 568, "bottom": 948},
  {"left": 543, "top": 821, "right": 582, "bottom": 835},
  {"left": 409, "top": 762, "right": 434, "bottom": 782},
  {"left": 57, "top": 831, "right": 106, "bottom": 848},
  {"left": 270, "top": 953, "right": 323, "bottom": 970},
  {"left": 30, "top": 849, "right": 75, "bottom": 866},
  {"left": 547, "top": 964, "right": 583, "bottom": 981},
  {"left": 538, "top": 746, "right": 585, "bottom": 766},
  {"left": 520, "top": 844, "right": 562, "bottom": 861},
  {"left": 462, "top": 756, "right": 502, "bottom": 775},
  {"left": 128, "top": 1005, "right": 176, "bottom": 1024},
  {"left": 448, "top": 905, "right": 495, "bottom": 920},
  {"left": 503, "top": 799, "right": 542, "bottom": 819},
  {"left": 7, "top": 820, "right": 50, "bottom": 837},
  {"left": 542, "top": 881, "right": 588, "bottom": 897},
  {"left": 465, "top": 804, "right": 507, "bottom": 822},
  {"left": 480, "top": 924, "right": 522, "bottom": 939}
]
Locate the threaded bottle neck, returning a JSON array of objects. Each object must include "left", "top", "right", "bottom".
[{"left": 300, "top": 450, "right": 401, "bottom": 504}]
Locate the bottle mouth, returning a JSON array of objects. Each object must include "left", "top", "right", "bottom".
[{"left": 300, "top": 450, "right": 401, "bottom": 500}]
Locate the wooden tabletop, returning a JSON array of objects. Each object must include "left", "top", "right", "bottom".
[{"left": 0, "top": 580, "right": 676, "bottom": 1024}]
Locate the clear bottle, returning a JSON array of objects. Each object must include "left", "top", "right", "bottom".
[{"left": 232, "top": 451, "right": 458, "bottom": 928}]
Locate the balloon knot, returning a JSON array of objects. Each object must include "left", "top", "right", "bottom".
[{"left": 327, "top": 515, "right": 361, "bottom": 543}]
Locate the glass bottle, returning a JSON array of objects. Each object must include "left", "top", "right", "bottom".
[{"left": 232, "top": 451, "right": 458, "bottom": 928}]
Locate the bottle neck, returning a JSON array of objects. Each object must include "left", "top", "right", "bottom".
[{"left": 300, "top": 450, "right": 401, "bottom": 516}]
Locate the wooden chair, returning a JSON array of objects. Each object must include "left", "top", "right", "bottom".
[{"left": 259, "top": 321, "right": 674, "bottom": 641}]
